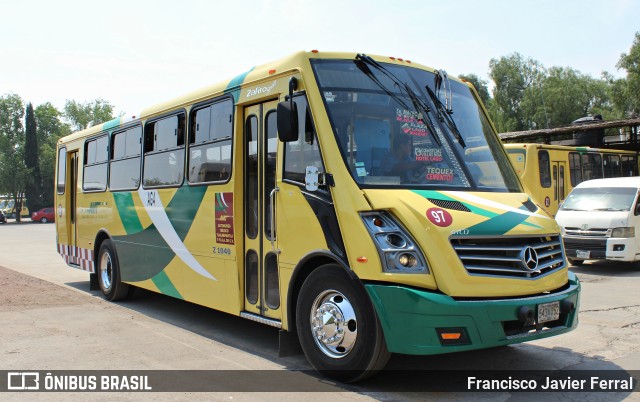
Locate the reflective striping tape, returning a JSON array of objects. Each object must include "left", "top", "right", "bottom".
[{"left": 57, "top": 243, "right": 95, "bottom": 273}]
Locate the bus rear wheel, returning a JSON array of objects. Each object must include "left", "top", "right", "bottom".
[
  {"left": 97, "top": 240, "right": 130, "bottom": 301},
  {"left": 296, "top": 265, "right": 390, "bottom": 382}
]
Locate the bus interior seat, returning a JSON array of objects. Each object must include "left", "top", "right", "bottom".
[{"left": 370, "top": 147, "right": 389, "bottom": 175}]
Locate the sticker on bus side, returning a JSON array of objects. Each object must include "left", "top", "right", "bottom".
[{"left": 215, "top": 192, "right": 235, "bottom": 245}]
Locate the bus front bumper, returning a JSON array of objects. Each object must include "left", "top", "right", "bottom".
[{"left": 364, "top": 272, "right": 580, "bottom": 355}]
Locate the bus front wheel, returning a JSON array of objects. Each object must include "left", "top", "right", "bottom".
[
  {"left": 97, "top": 240, "right": 130, "bottom": 301},
  {"left": 295, "top": 265, "right": 390, "bottom": 382}
]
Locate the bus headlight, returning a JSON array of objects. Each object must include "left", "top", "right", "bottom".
[
  {"left": 611, "top": 227, "right": 635, "bottom": 238},
  {"left": 361, "top": 211, "right": 429, "bottom": 273}
]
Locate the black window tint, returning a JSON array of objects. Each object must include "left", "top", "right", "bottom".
[
  {"left": 622, "top": 156, "right": 638, "bottom": 176},
  {"left": 57, "top": 147, "right": 66, "bottom": 194},
  {"left": 603, "top": 155, "right": 621, "bottom": 178},
  {"left": 83, "top": 135, "right": 108, "bottom": 192},
  {"left": 189, "top": 99, "right": 233, "bottom": 184},
  {"left": 538, "top": 150, "right": 551, "bottom": 188},
  {"left": 582, "top": 153, "right": 602, "bottom": 181},
  {"left": 569, "top": 153, "right": 582, "bottom": 186},
  {"left": 245, "top": 115, "right": 259, "bottom": 239},
  {"left": 143, "top": 114, "right": 185, "bottom": 188}
]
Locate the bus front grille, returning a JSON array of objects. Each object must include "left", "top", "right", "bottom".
[{"left": 451, "top": 236, "right": 566, "bottom": 279}]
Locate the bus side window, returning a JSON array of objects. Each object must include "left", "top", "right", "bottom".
[
  {"left": 569, "top": 152, "right": 582, "bottom": 186},
  {"left": 110, "top": 126, "right": 142, "bottom": 191},
  {"left": 83, "top": 135, "right": 108, "bottom": 192},
  {"left": 283, "top": 96, "right": 323, "bottom": 185},
  {"left": 188, "top": 98, "right": 233, "bottom": 184},
  {"left": 57, "top": 147, "right": 67, "bottom": 194},
  {"left": 622, "top": 156, "right": 638, "bottom": 176},
  {"left": 538, "top": 150, "right": 551, "bottom": 188},
  {"left": 603, "top": 155, "right": 621, "bottom": 178},
  {"left": 143, "top": 113, "right": 186, "bottom": 188}
]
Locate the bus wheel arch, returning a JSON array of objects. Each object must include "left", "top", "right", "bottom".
[
  {"left": 287, "top": 252, "right": 349, "bottom": 334},
  {"left": 288, "top": 253, "right": 390, "bottom": 382},
  {"left": 294, "top": 264, "right": 390, "bottom": 382},
  {"left": 95, "top": 234, "right": 130, "bottom": 301}
]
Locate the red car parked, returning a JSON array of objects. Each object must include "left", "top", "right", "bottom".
[{"left": 31, "top": 207, "right": 55, "bottom": 223}]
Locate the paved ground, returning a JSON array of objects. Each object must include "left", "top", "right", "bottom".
[{"left": 0, "top": 222, "right": 639, "bottom": 400}]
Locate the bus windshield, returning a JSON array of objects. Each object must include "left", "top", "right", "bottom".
[{"left": 311, "top": 58, "right": 521, "bottom": 192}]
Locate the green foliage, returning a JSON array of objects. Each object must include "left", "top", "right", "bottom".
[
  {"left": 489, "top": 53, "right": 546, "bottom": 132},
  {"left": 64, "top": 98, "right": 115, "bottom": 132},
  {"left": 458, "top": 73, "right": 492, "bottom": 108},
  {"left": 36, "top": 103, "right": 71, "bottom": 207},
  {"left": 615, "top": 32, "right": 640, "bottom": 116},
  {"left": 0, "top": 94, "right": 28, "bottom": 221},
  {"left": 24, "top": 103, "right": 44, "bottom": 213}
]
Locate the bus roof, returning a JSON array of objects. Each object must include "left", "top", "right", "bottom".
[
  {"left": 58, "top": 50, "right": 455, "bottom": 145},
  {"left": 503, "top": 143, "right": 638, "bottom": 154}
]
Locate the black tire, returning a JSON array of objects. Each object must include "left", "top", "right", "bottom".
[
  {"left": 97, "top": 240, "right": 130, "bottom": 301},
  {"left": 568, "top": 258, "right": 584, "bottom": 266},
  {"left": 296, "top": 265, "right": 390, "bottom": 382},
  {"left": 40, "top": 217, "right": 48, "bottom": 223}
]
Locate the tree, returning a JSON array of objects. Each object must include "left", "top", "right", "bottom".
[
  {"left": 459, "top": 73, "right": 492, "bottom": 108},
  {"left": 0, "top": 94, "right": 28, "bottom": 222},
  {"left": 489, "top": 53, "right": 546, "bottom": 132},
  {"left": 615, "top": 32, "right": 640, "bottom": 116},
  {"left": 64, "top": 98, "right": 115, "bottom": 132},
  {"left": 35, "top": 103, "right": 71, "bottom": 207},
  {"left": 24, "top": 103, "right": 44, "bottom": 213},
  {"left": 533, "top": 67, "right": 615, "bottom": 128}
]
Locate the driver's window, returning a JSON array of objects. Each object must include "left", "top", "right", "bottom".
[{"left": 283, "top": 96, "right": 323, "bottom": 185}]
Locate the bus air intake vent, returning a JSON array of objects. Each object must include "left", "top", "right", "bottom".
[
  {"left": 428, "top": 199, "right": 471, "bottom": 212},
  {"left": 522, "top": 199, "right": 538, "bottom": 212},
  {"left": 451, "top": 235, "right": 565, "bottom": 279}
]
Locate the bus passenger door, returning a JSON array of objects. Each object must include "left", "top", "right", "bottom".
[
  {"left": 243, "top": 101, "right": 282, "bottom": 322},
  {"left": 552, "top": 161, "right": 567, "bottom": 212},
  {"left": 65, "top": 151, "right": 79, "bottom": 265}
]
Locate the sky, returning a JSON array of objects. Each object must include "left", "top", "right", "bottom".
[{"left": 1, "top": 0, "right": 638, "bottom": 116}]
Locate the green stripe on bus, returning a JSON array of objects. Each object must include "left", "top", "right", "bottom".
[
  {"left": 465, "top": 210, "right": 530, "bottom": 235},
  {"left": 113, "top": 193, "right": 143, "bottom": 234},
  {"left": 151, "top": 270, "right": 183, "bottom": 299},
  {"left": 224, "top": 67, "right": 255, "bottom": 103},
  {"left": 165, "top": 185, "right": 208, "bottom": 242},
  {"left": 102, "top": 117, "right": 122, "bottom": 131}
]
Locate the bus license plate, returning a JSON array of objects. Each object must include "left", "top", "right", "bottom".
[
  {"left": 576, "top": 250, "right": 590, "bottom": 259},
  {"left": 538, "top": 301, "right": 560, "bottom": 323}
]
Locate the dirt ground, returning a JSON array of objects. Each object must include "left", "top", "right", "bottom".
[{"left": 0, "top": 265, "right": 83, "bottom": 312}]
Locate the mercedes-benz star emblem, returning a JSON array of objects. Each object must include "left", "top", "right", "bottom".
[{"left": 520, "top": 246, "right": 539, "bottom": 271}]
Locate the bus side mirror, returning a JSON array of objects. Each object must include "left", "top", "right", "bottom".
[{"left": 277, "top": 101, "right": 299, "bottom": 142}]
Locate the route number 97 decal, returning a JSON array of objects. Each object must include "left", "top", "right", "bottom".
[{"left": 426, "top": 208, "right": 453, "bottom": 227}]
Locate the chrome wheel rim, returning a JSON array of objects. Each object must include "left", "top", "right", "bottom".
[
  {"left": 310, "top": 290, "right": 358, "bottom": 358},
  {"left": 100, "top": 252, "right": 113, "bottom": 291}
]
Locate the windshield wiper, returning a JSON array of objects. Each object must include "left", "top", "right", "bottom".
[
  {"left": 424, "top": 83, "right": 466, "bottom": 148},
  {"left": 593, "top": 207, "right": 627, "bottom": 211},
  {"left": 354, "top": 53, "right": 442, "bottom": 146},
  {"left": 354, "top": 55, "right": 411, "bottom": 111}
]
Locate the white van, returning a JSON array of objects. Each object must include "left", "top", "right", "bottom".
[{"left": 556, "top": 177, "right": 640, "bottom": 265}]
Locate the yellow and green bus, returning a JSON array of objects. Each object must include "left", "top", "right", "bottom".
[
  {"left": 55, "top": 51, "right": 579, "bottom": 381},
  {"left": 504, "top": 143, "right": 639, "bottom": 216}
]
